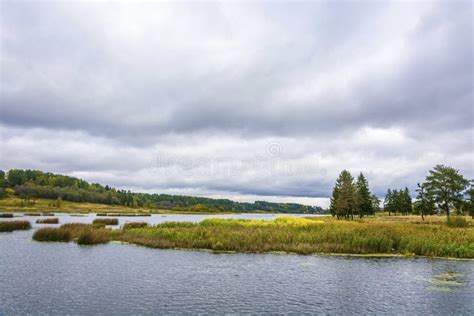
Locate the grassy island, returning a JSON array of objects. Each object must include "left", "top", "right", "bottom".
[
  {"left": 30, "top": 216, "right": 474, "bottom": 258},
  {"left": 0, "top": 220, "right": 31, "bottom": 232}
]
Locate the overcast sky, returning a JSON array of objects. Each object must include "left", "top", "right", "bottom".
[{"left": 0, "top": 1, "right": 472, "bottom": 208}]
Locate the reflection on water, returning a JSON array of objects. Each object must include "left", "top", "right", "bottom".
[{"left": 0, "top": 214, "right": 473, "bottom": 315}]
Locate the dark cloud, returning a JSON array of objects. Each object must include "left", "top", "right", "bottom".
[{"left": 0, "top": 1, "right": 472, "bottom": 207}]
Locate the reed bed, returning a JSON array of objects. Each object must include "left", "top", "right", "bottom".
[
  {"left": 33, "top": 223, "right": 112, "bottom": 245},
  {"left": 36, "top": 218, "right": 59, "bottom": 224},
  {"left": 33, "top": 227, "right": 70, "bottom": 242},
  {"left": 123, "top": 222, "right": 148, "bottom": 229},
  {"left": 0, "top": 220, "right": 31, "bottom": 232},
  {"left": 0, "top": 213, "right": 14, "bottom": 218},
  {"left": 115, "top": 217, "right": 474, "bottom": 258},
  {"left": 93, "top": 218, "right": 119, "bottom": 225}
]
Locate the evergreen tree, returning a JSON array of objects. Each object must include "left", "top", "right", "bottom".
[
  {"left": 402, "top": 187, "right": 412, "bottom": 215},
  {"left": 333, "top": 170, "right": 355, "bottom": 219},
  {"left": 329, "top": 175, "right": 343, "bottom": 217},
  {"left": 384, "top": 189, "right": 393, "bottom": 216},
  {"left": 355, "top": 173, "right": 373, "bottom": 218}
]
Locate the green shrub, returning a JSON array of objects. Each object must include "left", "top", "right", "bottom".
[
  {"left": 0, "top": 220, "right": 31, "bottom": 232},
  {"left": 36, "top": 218, "right": 59, "bottom": 224},
  {"left": 123, "top": 222, "right": 148, "bottom": 229},
  {"left": 0, "top": 213, "right": 14, "bottom": 218},
  {"left": 93, "top": 218, "right": 119, "bottom": 225},
  {"left": 33, "top": 228, "right": 71, "bottom": 242}
]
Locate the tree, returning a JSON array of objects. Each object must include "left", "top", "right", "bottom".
[
  {"left": 384, "top": 189, "right": 393, "bottom": 216},
  {"left": 371, "top": 194, "right": 381, "bottom": 213},
  {"left": 354, "top": 173, "right": 373, "bottom": 218},
  {"left": 333, "top": 170, "right": 355, "bottom": 219},
  {"left": 463, "top": 183, "right": 474, "bottom": 218},
  {"left": 424, "top": 165, "right": 469, "bottom": 218},
  {"left": 414, "top": 183, "right": 435, "bottom": 221},
  {"left": 402, "top": 187, "right": 412, "bottom": 215},
  {"left": 329, "top": 174, "right": 342, "bottom": 217}
]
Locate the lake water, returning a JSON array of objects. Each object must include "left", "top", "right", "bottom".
[{"left": 1, "top": 213, "right": 473, "bottom": 315}]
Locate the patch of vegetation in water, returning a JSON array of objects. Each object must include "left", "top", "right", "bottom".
[
  {"left": 0, "top": 220, "right": 31, "bottom": 232},
  {"left": 434, "top": 273, "right": 464, "bottom": 280},
  {"left": 0, "top": 213, "right": 14, "bottom": 218},
  {"left": 36, "top": 218, "right": 59, "bottom": 224},
  {"left": 33, "top": 228, "right": 71, "bottom": 242},
  {"left": 77, "top": 230, "right": 110, "bottom": 245},
  {"left": 93, "top": 218, "right": 119, "bottom": 225}
]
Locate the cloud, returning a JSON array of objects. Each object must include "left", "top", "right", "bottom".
[{"left": 0, "top": 1, "right": 472, "bottom": 207}]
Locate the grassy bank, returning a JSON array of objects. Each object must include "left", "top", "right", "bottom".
[
  {"left": 29, "top": 216, "right": 474, "bottom": 258},
  {"left": 0, "top": 197, "right": 233, "bottom": 215}
]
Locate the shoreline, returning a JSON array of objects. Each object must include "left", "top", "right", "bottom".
[{"left": 110, "top": 240, "right": 474, "bottom": 261}]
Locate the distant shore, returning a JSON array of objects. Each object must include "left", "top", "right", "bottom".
[{"left": 0, "top": 197, "right": 322, "bottom": 215}]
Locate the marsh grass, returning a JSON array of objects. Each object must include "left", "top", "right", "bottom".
[
  {"left": 0, "top": 220, "right": 31, "bottom": 232},
  {"left": 27, "top": 216, "right": 474, "bottom": 258},
  {"left": 42, "top": 213, "right": 54, "bottom": 216},
  {"left": 123, "top": 222, "right": 148, "bottom": 229},
  {"left": 77, "top": 230, "right": 110, "bottom": 245},
  {"left": 33, "top": 228, "right": 70, "bottom": 242},
  {"left": 93, "top": 218, "right": 119, "bottom": 225},
  {"left": 36, "top": 218, "right": 59, "bottom": 224},
  {"left": 115, "top": 217, "right": 474, "bottom": 258},
  {"left": 33, "top": 223, "right": 111, "bottom": 245},
  {"left": 0, "top": 213, "right": 14, "bottom": 218}
]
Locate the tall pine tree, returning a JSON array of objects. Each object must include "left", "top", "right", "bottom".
[{"left": 355, "top": 173, "right": 373, "bottom": 218}]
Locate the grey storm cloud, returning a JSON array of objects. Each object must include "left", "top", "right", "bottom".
[{"left": 0, "top": 1, "right": 472, "bottom": 207}]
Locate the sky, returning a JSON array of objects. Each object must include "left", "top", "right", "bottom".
[{"left": 0, "top": 0, "right": 472, "bottom": 208}]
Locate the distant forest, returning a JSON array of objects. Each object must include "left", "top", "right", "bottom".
[{"left": 0, "top": 169, "right": 322, "bottom": 214}]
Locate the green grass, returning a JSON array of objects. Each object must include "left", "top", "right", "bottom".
[
  {"left": 93, "top": 218, "right": 119, "bottom": 225},
  {"left": 36, "top": 218, "right": 59, "bottom": 224},
  {"left": 123, "top": 222, "right": 148, "bottom": 229},
  {"left": 0, "top": 220, "right": 31, "bottom": 232}
]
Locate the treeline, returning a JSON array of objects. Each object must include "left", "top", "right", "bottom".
[
  {"left": 329, "top": 164, "right": 473, "bottom": 220},
  {"left": 329, "top": 171, "right": 380, "bottom": 219},
  {"left": 0, "top": 169, "right": 320, "bottom": 213}
]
